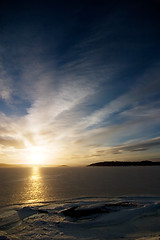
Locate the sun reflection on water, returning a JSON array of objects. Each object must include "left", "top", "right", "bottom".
[
  {"left": 27, "top": 166, "right": 44, "bottom": 203},
  {"left": 30, "top": 166, "right": 41, "bottom": 181}
]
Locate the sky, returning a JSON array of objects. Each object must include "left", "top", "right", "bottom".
[{"left": 0, "top": 0, "right": 160, "bottom": 166}]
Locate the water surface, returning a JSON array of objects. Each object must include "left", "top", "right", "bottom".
[{"left": 0, "top": 166, "right": 160, "bottom": 207}]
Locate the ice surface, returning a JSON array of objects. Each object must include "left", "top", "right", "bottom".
[
  {"left": 0, "top": 210, "right": 19, "bottom": 231},
  {"left": 0, "top": 197, "right": 160, "bottom": 240}
]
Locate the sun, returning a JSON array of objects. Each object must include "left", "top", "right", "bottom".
[
  {"left": 30, "top": 152, "right": 44, "bottom": 165},
  {"left": 21, "top": 143, "right": 60, "bottom": 166},
  {"left": 25, "top": 146, "right": 48, "bottom": 165}
]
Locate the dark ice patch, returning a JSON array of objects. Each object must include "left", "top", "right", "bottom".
[
  {"left": 61, "top": 202, "right": 137, "bottom": 219},
  {"left": 61, "top": 205, "right": 111, "bottom": 218}
]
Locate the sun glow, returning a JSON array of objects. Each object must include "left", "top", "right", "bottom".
[
  {"left": 20, "top": 141, "right": 62, "bottom": 166},
  {"left": 30, "top": 152, "right": 44, "bottom": 165},
  {"left": 25, "top": 146, "right": 48, "bottom": 165}
]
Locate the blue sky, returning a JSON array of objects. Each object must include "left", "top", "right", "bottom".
[{"left": 0, "top": 0, "right": 160, "bottom": 165}]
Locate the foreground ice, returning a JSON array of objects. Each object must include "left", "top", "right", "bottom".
[{"left": 0, "top": 196, "right": 160, "bottom": 240}]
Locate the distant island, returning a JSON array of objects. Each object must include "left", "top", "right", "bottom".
[
  {"left": 0, "top": 163, "right": 29, "bottom": 168},
  {"left": 88, "top": 160, "right": 160, "bottom": 167},
  {"left": 0, "top": 163, "right": 70, "bottom": 168}
]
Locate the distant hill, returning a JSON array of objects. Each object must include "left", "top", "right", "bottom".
[
  {"left": 0, "top": 163, "right": 70, "bottom": 168},
  {"left": 0, "top": 163, "right": 19, "bottom": 167},
  {"left": 0, "top": 163, "right": 32, "bottom": 168},
  {"left": 88, "top": 160, "right": 160, "bottom": 167}
]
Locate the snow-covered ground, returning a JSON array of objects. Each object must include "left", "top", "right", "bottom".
[{"left": 0, "top": 196, "right": 160, "bottom": 240}]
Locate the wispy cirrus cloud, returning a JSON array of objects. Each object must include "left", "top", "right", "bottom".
[
  {"left": 0, "top": 136, "right": 25, "bottom": 149},
  {"left": 78, "top": 64, "right": 160, "bottom": 129},
  {"left": 0, "top": 56, "right": 159, "bottom": 165},
  {"left": 0, "top": 63, "right": 13, "bottom": 102},
  {"left": 109, "top": 137, "right": 160, "bottom": 154}
]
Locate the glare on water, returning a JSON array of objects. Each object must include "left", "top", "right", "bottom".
[
  {"left": 27, "top": 166, "right": 44, "bottom": 203},
  {"left": 30, "top": 166, "right": 40, "bottom": 180}
]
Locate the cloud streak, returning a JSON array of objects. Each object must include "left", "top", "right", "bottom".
[{"left": 110, "top": 137, "right": 160, "bottom": 154}]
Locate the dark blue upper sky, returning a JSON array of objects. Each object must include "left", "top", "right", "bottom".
[{"left": 0, "top": 0, "right": 160, "bottom": 165}]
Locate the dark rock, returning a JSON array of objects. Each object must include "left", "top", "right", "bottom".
[
  {"left": 0, "top": 236, "right": 10, "bottom": 240},
  {"left": 61, "top": 205, "right": 111, "bottom": 218},
  {"left": 37, "top": 209, "right": 48, "bottom": 214},
  {"left": 61, "top": 201, "right": 138, "bottom": 219},
  {"left": 105, "top": 202, "right": 137, "bottom": 208}
]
